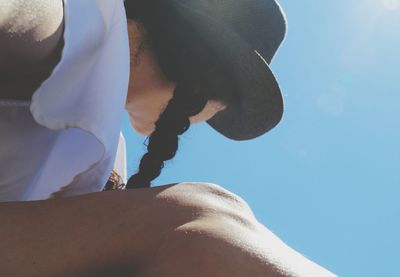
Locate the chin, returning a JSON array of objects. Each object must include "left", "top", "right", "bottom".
[{"left": 129, "top": 118, "right": 154, "bottom": 136}]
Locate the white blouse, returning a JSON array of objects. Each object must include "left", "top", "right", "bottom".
[{"left": 0, "top": 0, "right": 130, "bottom": 202}]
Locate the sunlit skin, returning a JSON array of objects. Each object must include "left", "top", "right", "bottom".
[{"left": 125, "top": 20, "right": 226, "bottom": 136}]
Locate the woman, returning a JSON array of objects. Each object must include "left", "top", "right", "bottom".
[{"left": 0, "top": 0, "right": 335, "bottom": 275}]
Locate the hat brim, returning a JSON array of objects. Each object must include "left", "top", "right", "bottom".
[
  {"left": 172, "top": 1, "right": 284, "bottom": 141},
  {"left": 207, "top": 50, "right": 284, "bottom": 141}
]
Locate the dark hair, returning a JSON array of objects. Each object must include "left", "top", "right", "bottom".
[{"left": 123, "top": 1, "right": 234, "bottom": 189}]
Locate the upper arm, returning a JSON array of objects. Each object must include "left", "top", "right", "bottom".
[{"left": 0, "top": 0, "right": 64, "bottom": 73}]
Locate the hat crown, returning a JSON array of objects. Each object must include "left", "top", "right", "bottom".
[{"left": 172, "top": 0, "right": 287, "bottom": 64}]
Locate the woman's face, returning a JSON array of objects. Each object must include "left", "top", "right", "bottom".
[{"left": 125, "top": 20, "right": 225, "bottom": 136}]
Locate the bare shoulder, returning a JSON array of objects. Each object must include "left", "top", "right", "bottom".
[
  {"left": 0, "top": 0, "right": 64, "bottom": 100},
  {"left": 0, "top": 184, "right": 337, "bottom": 276},
  {"left": 0, "top": 0, "right": 64, "bottom": 66}
]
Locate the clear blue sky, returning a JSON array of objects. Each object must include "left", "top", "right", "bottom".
[{"left": 122, "top": 1, "right": 400, "bottom": 276}]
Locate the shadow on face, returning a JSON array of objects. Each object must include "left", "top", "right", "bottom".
[{"left": 125, "top": 20, "right": 225, "bottom": 136}]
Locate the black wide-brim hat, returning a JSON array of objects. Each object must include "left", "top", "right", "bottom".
[{"left": 127, "top": 0, "right": 287, "bottom": 141}]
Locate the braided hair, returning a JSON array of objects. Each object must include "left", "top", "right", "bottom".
[{"left": 124, "top": 1, "right": 234, "bottom": 189}]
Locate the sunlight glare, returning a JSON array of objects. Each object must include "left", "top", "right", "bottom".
[{"left": 383, "top": 0, "right": 400, "bottom": 10}]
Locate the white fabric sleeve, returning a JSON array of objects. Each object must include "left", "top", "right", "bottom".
[{"left": 25, "top": 0, "right": 130, "bottom": 200}]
